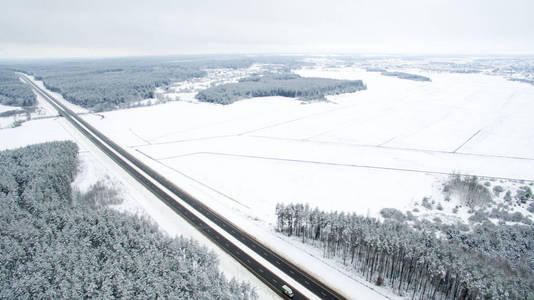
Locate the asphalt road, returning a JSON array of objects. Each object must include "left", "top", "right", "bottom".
[{"left": 21, "top": 75, "right": 347, "bottom": 300}]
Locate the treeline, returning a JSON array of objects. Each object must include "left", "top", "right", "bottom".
[
  {"left": 381, "top": 71, "right": 431, "bottom": 82},
  {"left": 8, "top": 56, "right": 311, "bottom": 111},
  {"left": 0, "top": 69, "right": 36, "bottom": 106},
  {"left": 364, "top": 68, "right": 431, "bottom": 81},
  {"left": 196, "top": 73, "right": 366, "bottom": 104},
  {"left": 19, "top": 59, "right": 208, "bottom": 112},
  {"left": 275, "top": 203, "right": 534, "bottom": 299},
  {"left": 0, "top": 141, "right": 257, "bottom": 299},
  {"left": 508, "top": 78, "right": 534, "bottom": 86}
]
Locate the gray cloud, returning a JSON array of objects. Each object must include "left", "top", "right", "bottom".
[{"left": 1, "top": 0, "right": 533, "bottom": 58}]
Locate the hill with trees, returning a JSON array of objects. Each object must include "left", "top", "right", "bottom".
[
  {"left": 195, "top": 73, "right": 366, "bottom": 104},
  {"left": 0, "top": 141, "right": 257, "bottom": 299}
]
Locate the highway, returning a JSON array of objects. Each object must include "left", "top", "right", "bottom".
[{"left": 21, "top": 75, "right": 347, "bottom": 300}]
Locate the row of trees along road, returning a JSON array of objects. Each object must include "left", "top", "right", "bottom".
[{"left": 275, "top": 203, "right": 534, "bottom": 300}]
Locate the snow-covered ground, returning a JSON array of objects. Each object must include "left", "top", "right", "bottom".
[
  {"left": 0, "top": 88, "right": 59, "bottom": 129},
  {"left": 81, "top": 64, "right": 534, "bottom": 298},
  {"left": 0, "top": 112, "right": 25, "bottom": 129},
  {"left": 30, "top": 92, "right": 60, "bottom": 118},
  {"left": 0, "top": 103, "right": 16, "bottom": 114},
  {"left": 294, "top": 67, "right": 534, "bottom": 159},
  {"left": 0, "top": 77, "right": 280, "bottom": 300},
  {"left": 0, "top": 117, "right": 76, "bottom": 149},
  {"left": 64, "top": 119, "right": 281, "bottom": 300},
  {"left": 4, "top": 62, "right": 534, "bottom": 299}
]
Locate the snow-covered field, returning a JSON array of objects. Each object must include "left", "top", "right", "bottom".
[
  {"left": 295, "top": 67, "right": 534, "bottom": 159},
  {"left": 3, "top": 62, "right": 534, "bottom": 299},
  {"left": 76, "top": 64, "right": 534, "bottom": 298},
  {"left": 31, "top": 92, "right": 60, "bottom": 118},
  {"left": 0, "top": 103, "right": 16, "bottom": 114},
  {"left": 0, "top": 117, "right": 76, "bottom": 150},
  {"left": 85, "top": 66, "right": 534, "bottom": 216}
]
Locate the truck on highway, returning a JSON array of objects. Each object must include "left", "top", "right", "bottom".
[{"left": 282, "top": 285, "right": 294, "bottom": 298}]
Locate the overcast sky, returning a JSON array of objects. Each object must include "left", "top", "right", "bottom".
[{"left": 2, "top": 0, "right": 533, "bottom": 58}]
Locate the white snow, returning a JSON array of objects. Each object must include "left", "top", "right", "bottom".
[
  {"left": 0, "top": 117, "right": 77, "bottom": 150},
  {"left": 128, "top": 139, "right": 399, "bottom": 300},
  {"left": 66, "top": 122, "right": 281, "bottom": 300},
  {"left": 0, "top": 103, "right": 16, "bottom": 114},
  {"left": 6, "top": 63, "right": 534, "bottom": 299},
  {"left": 294, "top": 67, "right": 534, "bottom": 158},
  {"left": 78, "top": 65, "right": 534, "bottom": 299},
  {"left": 2, "top": 76, "right": 280, "bottom": 300},
  {"left": 0, "top": 113, "right": 24, "bottom": 129},
  {"left": 30, "top": 92, "right": 60, "bottom": 118}
]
